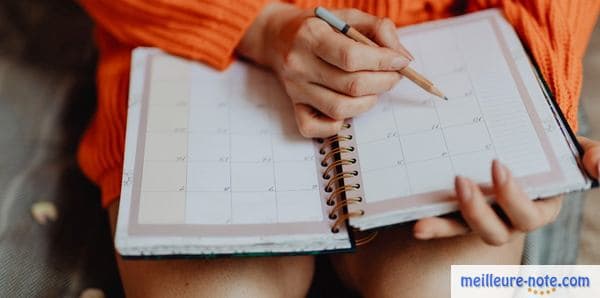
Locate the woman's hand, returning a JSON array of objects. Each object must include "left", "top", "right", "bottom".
[
  {"left": 237, "top": 3, "right": 412, "bottom": 137},
  {"left": 413, "top": 136, "right": 600, "bottom": 245}
]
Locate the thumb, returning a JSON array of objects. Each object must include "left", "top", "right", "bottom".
[
  {"left": 577, "top": 136, "right": 600, "bottom": 178},
  {"left": 413, "top": 216, "right": 470, "bottom": 240}
]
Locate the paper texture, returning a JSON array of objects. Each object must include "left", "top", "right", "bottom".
[
  {"left": 339, "top": 10, "right": 591, "bottom": 230},
  {"left": 116, "top": 49, "right": 350, "bottom": 256}
]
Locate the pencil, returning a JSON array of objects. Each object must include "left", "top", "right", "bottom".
[{"left": 314, "top": 7, "right": 448, "bottom": 101}]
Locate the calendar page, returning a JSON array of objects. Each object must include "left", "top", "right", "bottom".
[
  {"left": 339, "top": 10, "right": 592, "bottom": 230},
  {"left": 115, "top": 49, "right": 351, "bottom": 256}
]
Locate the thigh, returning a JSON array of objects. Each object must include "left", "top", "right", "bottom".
[
  {"left": 330, "top": 225, "right": 524, "bottom": 298},
  {"left": 108, "top": 201, "right": 315, "bottom": 298}
]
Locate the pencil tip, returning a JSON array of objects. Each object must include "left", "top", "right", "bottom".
[{"left": 444, "top": 96, "right": 449, "bottom": 101}]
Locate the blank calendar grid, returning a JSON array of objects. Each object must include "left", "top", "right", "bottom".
[
  {"left": 138, "top": 59, "right": 324, "bottom": 225},
  {"left": 354, "top": 25, "right": 509, "bottom": 203}
]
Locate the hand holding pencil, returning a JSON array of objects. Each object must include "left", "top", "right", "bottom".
[
  {"left": 314, "top": 7, "right": 447, "bottom": 101},
  {"left": 237, "top": 3, "right": 438, "bottom": 137}
]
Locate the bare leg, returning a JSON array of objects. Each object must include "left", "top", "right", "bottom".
[
  {"left": 107, "top": 201, "right": 315, "bottom": 298},
  {"left": 330, "top": 225, "right": 524, "bottom": 297}
]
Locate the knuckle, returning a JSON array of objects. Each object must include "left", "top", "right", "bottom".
[
  {"left": 298, "top": 18, "right": 313, "bottom": 33},
  {"left": 281, "top": 78, "right": 295, "bottom": 91},
  {"left": 302, "top": 18, "right": 327, "bottom": 37},
  {"left": 375, "top": 18, "right": 387, "bottom": 33},
  {"left": 322, "top": 121, "right": 343, "bottom": 137},
  {"left": 381, "top": 18, "right": 396, "bottom": 31},
  {"left": 340, "top": 47, "right": 359, "bottom": 71},
  {"left": 328, "top": 102, "right": 347, "bottom": 121},
  {"left": 345, "top": 78, "right": 363, "bottom": 96},
  {"left": 485, "top": 233, "right": 510, "bottom": 246},
  {"left": 280, "top": 53, "right": 303, "bottom": 78},
  {"left": 296, "top": 21, "right": 314, "bottom": 45},
  {"left": 377, "top": 57, "right": 387, "bottom": 71},
  {"left": 328, "top": 121, "right": 344, "bottom": 135},
  {"left": 315, "top": 69, "right": 327, "bottom": 86},
  {"left": 374, "top": 18, "right": 394, "bottom": 38},
  {"left": 297, "top": 121, "right": 316, "bottom": 138}
]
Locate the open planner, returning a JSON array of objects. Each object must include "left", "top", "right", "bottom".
[{"left": 115, "top": 9, "right": 595, "bottom": 257}]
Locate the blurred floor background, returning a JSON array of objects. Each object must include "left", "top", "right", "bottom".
[
  {"left": 0, "top": 1, "right": 123, "bottom": 296},
  {"left": 578, "top": 24, "right": 600, "bottom": 264}
]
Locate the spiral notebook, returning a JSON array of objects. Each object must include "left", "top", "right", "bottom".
[{"left": 115, "top": 9, "right": 595, "bottom": 257}]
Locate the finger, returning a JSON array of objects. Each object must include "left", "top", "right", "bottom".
[
  {"left": 577, "top": 136, "right": 600, "bottom": 178},
  {"left": 492, "top": 160, "right": 561, "bottom": 232},
  {"left": 456, "top": 176, "right": 512, "bottom": 246},
  {"left": 533, "top": 195, "right": 563, "bottom": 224},
  {"left": 288, "top": 81, "right": 378, "bottom": 120},
  {"left": 413, "top": 216, "right": 470, "bottom": 240},
  {"left": 293, "top": 103, "right": 344, "bottom": 138},
  {"left": 333, "top": 9, "right": 414, "bottom": 60},
  {"left": 577, "top": 136, "right": 599, "bottom": 151},
  {"left": 312, "top": 27, "right": 409, "bottom": 72},
  {"left": 310, "top": 57, "right": 402, "bottom": 96}
]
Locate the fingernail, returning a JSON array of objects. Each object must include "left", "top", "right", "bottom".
[
  {"left": 493, "top": 159, "right": 508, "bottom": 185},
  {"left": 455, "top": 176, "right": 472, "bottom": 202},
  {"left": 414, "top": 231, "right": 432, "bottom": 240},
  {"left": 391, "top": 57, "right": 409, "bottom": 70},
  {"left": 398, "top": 44, "right": 415, "bottom": 61}
]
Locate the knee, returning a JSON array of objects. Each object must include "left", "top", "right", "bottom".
[
  {"left": 332, "top": 229, "right": 525, "bottom": 298},
  {"left": 118, "top": 255, "right": 315, "bottom": 298}
]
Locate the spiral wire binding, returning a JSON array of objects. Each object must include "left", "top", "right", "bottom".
[
  {"left": 321, "top": 147, "right": 355, "bottom": 166},
  {"left": 330, "top": 210, "right": 365, "bottom": 233},
  {"left": 325, "top": 185, "right": 359, "bottom": 206},
  {"left": 355, "top": 231, "right": 379, "bottom": 246},
  {"left": 318, "top": 135, "right": 353, "bottom": 155},
  {"left": 318, "top": 124, "right": 377, "bottom": 245},
  {"left": 322, "top": 159, "right": 357, "bottom": 180},
  {"left": 324, "top": 171, "right": 358, "bottom": 192},
  {"left": 328, "top": 197, "right": 362, "bottom": 219}
]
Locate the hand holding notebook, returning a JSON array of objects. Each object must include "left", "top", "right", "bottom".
[{"left": 115, "top": 9, "right": 596, "bottom": 257}]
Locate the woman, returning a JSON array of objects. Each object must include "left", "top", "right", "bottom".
[{"left": 77, "top": 0, "right": 600, "bottom": 296}]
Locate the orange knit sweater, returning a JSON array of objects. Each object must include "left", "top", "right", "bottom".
[{"left": 77, "top": 0, "right": 598, "bottom": 208}]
